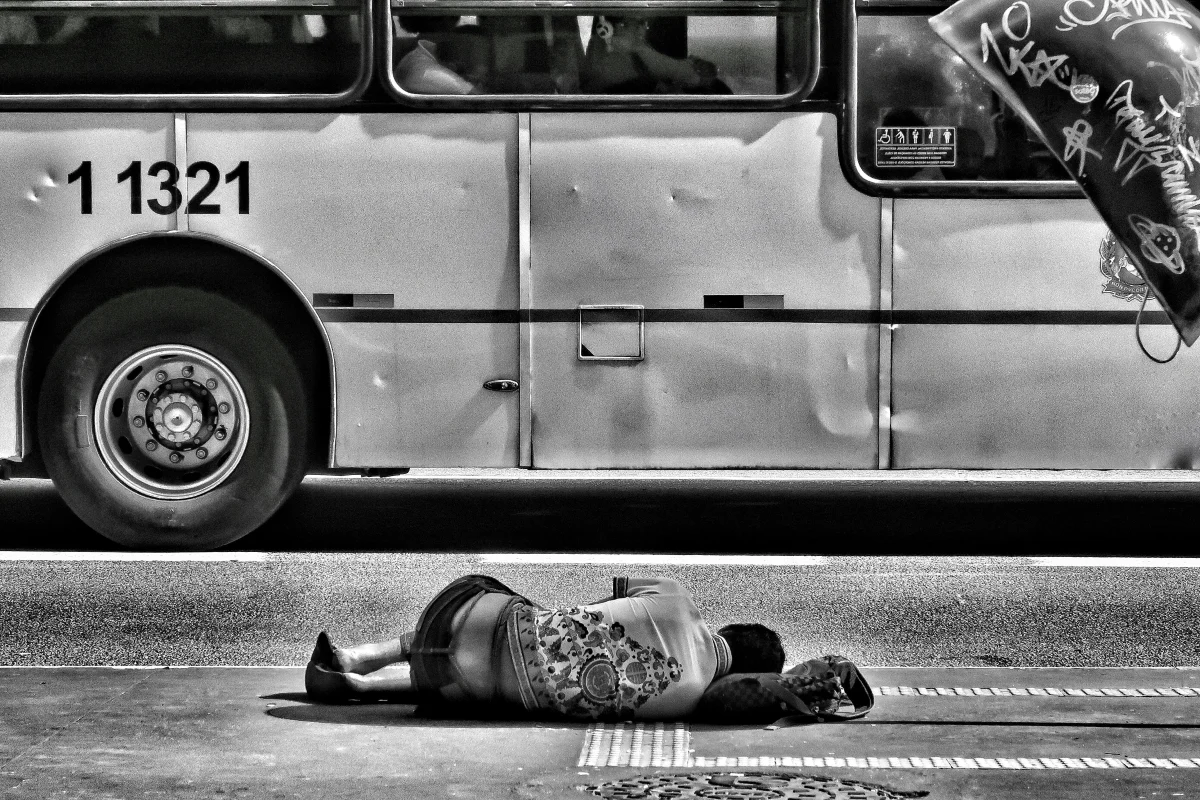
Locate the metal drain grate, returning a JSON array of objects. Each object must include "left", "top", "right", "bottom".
[{"left": 583, "top": 771, "right": 930, "bottom": 799}]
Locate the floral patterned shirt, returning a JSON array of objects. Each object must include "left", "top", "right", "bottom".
[{"left": 507, "top": 577, "right": 730, "bottom": 720}]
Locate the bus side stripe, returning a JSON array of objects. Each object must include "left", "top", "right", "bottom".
[{"left": 313, "top": 308, "right": 1176, "bottom": 325}]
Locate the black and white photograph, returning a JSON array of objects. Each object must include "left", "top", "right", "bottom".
[{"left": 1, "top": 0, "right": 1200, "bottom": 797}]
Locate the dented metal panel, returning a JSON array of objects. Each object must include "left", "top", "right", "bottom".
[
  {"left": 529, "top": 112, "right": 879, "bottom": 468},
  {"left": 531, "top": 113, "right": 878, "bottom": 309},
  {"left": 892, "top": 325, "right": 1200, "bottom": 469},
  {"left": 533, "top": 322, "right": 877, "bottom": 468},
  {"left": 0, "top": 322, "right": 23, "bottom": 459},
  {"left": 186, "top": 113, "right": 520, "bottom": 465},
  {"left": 186, "top": 113, "right": 518, "bottom": 309},
  {"left": 325, "top": 322, "right": 518, "bottom": 467},
  {"left": 0, "top": 113, "right": 173, "bottom": 309}
]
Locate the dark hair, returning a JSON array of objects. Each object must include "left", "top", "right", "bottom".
[{"left": 717, "top": 623, "right": 785, "bottom": 674}]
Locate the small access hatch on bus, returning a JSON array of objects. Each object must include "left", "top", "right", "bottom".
[{"left": 578, "top": 305, "right": 645, "bottom": 361}]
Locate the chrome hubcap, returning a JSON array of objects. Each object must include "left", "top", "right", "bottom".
[{"left": 94, "top": 344, "right": 250, "bottom": 500}]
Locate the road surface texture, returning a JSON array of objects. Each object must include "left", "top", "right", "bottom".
[{"left": 0, "top": 550, "right": 1198, "bottom": 799}]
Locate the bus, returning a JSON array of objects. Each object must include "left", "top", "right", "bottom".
[{"left": 0, "top": 0, "right": 1191, "bottom": 550}]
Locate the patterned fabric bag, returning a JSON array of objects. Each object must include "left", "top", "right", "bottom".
[{"left": 693, "top": 655, "right": 874, "bottom": 728}]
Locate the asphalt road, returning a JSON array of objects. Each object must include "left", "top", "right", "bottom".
[
  {"left": 4, "top": 470, "right": 1200, "bottom": 554},
  {"left": 1, "top": 553, "right": 1197, "bottom": 668}
]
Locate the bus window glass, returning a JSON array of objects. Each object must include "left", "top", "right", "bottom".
[
  {"left": 389, "top": 4, "right": 814, "bottom": 98},
  {"left": 855, "top": 13, "right": 1068, "bottom": 182},
  {"left": 0, "top": 3, "right": 362, "bottom": 95}
]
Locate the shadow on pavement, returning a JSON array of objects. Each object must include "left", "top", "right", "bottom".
[{"left": 262, "top": 693, "right": 594, "bottom": 729}]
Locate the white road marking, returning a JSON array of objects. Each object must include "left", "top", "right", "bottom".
[
  {"left": 1028, "top": 557, "right": 1200, "bottom": 568},
  {"left": 1, "top": 552, "right": 1197, "bottom": 568},
  {"left": 687, "top": 755, "right": 1200, "bottom": 769},
  {"left": 0, "top": 551, "right": 268, "bottom": 562},
  {"left": 0, "top": 665, "right": 299, "bottom": 669},
  {"left": 481, "top": 554, "right": 826, "bottom": 565},
  {"left": 879, "top": 686, "right": 1199, "bottom": 697},
  {"left": 483, "top": 554, "right": 1200, "bottom": 568}
]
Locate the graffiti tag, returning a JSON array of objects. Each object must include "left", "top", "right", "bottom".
[
  {"left": 1063, "top": 119, "right": 1102, "bottom": 172},
  {"left": 1057, "top": 0, "right": 1193, "bottom": 39},
  {"left": 981, "top": 3, "right": 1074, "bottom": 90},
  {"left": 1106, "top": 80, "right": 1200, "bottom": 238}
]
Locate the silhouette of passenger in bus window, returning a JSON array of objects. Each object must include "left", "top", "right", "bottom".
[
  {"left": 207, "top": 14, "right": 320, "bottom": 44},
  {"left": 43, "top": 15, "right": 159, "bottom": 44},
  {"left": 0, "top": 15, "right": 37, "bottom": 44},
  {"left": 582, "top": 15, "right": 729, "bottom": 94},
  {"left": 476, "top": 15, "right": 583, "bottom": 94},
  {"left": 394, "top": 16, "right": 487, "bottom": 95},
  {"left": 209, "top": 16, "right": 275, "bottom": 44}
]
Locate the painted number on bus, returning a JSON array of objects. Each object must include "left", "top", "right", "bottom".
[{"left": 67, "top": 160, "right": 249, "bottom": 216}]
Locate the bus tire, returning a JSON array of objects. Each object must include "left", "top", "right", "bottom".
[{"left": 37, "top": 287, "right": 308, "bottom": 550}]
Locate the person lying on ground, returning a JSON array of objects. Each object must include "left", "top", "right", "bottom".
[{"left": 305, "top": 574, "right": 784, "bottom": 720}]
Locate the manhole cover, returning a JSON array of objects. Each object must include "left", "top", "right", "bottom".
[{"left": 582, "top": 772, "right": 929, "bottom": 800}]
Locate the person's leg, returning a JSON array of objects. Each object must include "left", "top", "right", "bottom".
[
  {"left": 336, "top": 632, "right": 414, "bottom": 674},
  {"left": 305, "top": 660, "right": 422, "bottom": 703},
  {"left": 310, "top": 631, "right": 414, "bottom": 674}
]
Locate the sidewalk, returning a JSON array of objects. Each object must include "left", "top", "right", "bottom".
[{"left": 2, "top": 667, "right": 1198, "bottom": 800}]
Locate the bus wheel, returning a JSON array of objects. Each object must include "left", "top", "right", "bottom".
[{"left": 37, "top": 287, "right": 308, "bottom": 550}]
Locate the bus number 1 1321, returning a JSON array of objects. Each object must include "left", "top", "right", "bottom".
[{"left": 66, "top": 160, "right": 249, "bottom": 216}]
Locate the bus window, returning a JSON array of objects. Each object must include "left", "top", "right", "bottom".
[
  {"left": 388, "top": 2, "right": 816, "bottom": 100},
  {"left": 854, "top": 10, "right": 1069, "bottom": 184},
  {"left": 0, "top": 1, "right": 365, "bottom": 98},
  {"left": 0, "top": 14, "right": 37, "bottom": 44}
]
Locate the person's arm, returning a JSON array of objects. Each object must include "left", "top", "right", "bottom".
[
  {"left": 629, "top": 44, "right": 707, "bottom": 88},
  {"left": 397, "top": 41, "right": 476, "bottom": 95}
]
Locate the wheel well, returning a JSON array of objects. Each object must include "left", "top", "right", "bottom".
[{"left": 23, "top": 236, "right": 332, "bottom": 475}]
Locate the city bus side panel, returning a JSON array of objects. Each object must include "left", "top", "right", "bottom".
[
  {"left": 528, "top": 112, "right": 879, "bottom": 468},
  {"left": 186, "top": 113, "right": 520, "bottom": 467},
  {"left": 0, "top": 113, "right": 174, "bottom": 460},
  {"left": 891, "top": 198, "right": 1200, "bottom": 468}
]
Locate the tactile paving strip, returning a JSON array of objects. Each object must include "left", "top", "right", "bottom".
[
  {"left": 578, "top": 723, "right": 691, "bottom": 768},
  {"left": 878, "top": 686, "right": 1200, "bottom": 697},
  {"left": 578, "top": 724, "right": 1200, "bottom": 770},
  {"left": 584, "top": 771, "right": 929, "bottom": 799}
]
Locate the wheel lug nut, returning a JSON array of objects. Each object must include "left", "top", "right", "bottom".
[
  {"left": 132, "top": 416, "right": 145, "bottom": 428},
  {"left": 145, "top": 440, "right": 158, "bottom": 451},
  {"left": 169, "top": 452, "right": 182, "bottom": 464},
  {"left": 215, "top": 427, "right": 227, "bottom": 441},
  {"left": 218, "top": 402, "right": 231, "bottom": 414},
  {"left": 206, "top": 379, "right": 218, "bottom": 390},
  {"left": 196, "top": 448, "right": 208, "bottom": 460},
  {"left": 155, "top": 371, "right": 168, "bottom": 383},
  {"left": 136, "top": 389, "right": 149, "bottom": 401},
  {"left": 182, "top": 366, "right": 194, "bottom": 377}
]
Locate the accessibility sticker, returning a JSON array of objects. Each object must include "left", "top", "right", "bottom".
[{"left": 876, "top": 126, "right": 956, "bottom": 168}]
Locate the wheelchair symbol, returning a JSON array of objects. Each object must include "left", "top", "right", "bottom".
[{"left": 878, "top": 129, "right": 892, "bottom": 144}]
